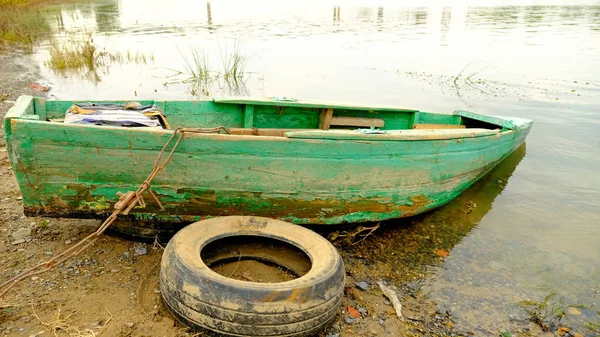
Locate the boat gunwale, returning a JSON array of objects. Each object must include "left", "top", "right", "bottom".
[{"left": 9, "top": 117, "right": 526, "bottom": 144}]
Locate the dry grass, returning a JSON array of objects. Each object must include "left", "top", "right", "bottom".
[
  {"left": 45, "top": 34, "right": 154, "bottom": 72},
  {"left": 46, "top": 36, "right": 98, "bottom": 70},
  {"left": 0, "top": 0, "right": 79, "bottom": 49},
  {"left": 32, "top": 304, "right": 113, "bottom": 337}
]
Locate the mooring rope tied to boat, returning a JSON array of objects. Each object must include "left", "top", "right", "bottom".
[{"left": 0, "top": 126, "right": 230, "bottom": 297}]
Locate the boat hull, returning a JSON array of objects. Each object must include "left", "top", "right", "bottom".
[{"left": 5, "top": 115, "right": 531, "bottom": 225}]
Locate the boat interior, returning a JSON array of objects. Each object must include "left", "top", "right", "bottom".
[{"left": 18, "top": 96, "right": 509, "bottom": 139}]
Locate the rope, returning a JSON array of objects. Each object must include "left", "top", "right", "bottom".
[{"left": 0, "top": 126, "right": 230, "bottom": 297}]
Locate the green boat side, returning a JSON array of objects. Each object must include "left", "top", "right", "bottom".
[{"left": 3, "top": 96, "right": 532, "bottom": 224}]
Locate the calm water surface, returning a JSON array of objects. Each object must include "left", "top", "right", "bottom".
[{"left": 33, "top": 0, "right": 600, "bottom": 334}]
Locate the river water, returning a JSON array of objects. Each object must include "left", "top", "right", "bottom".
[{"left": 32, "top": 0, "right": 600, "bottom": 334}]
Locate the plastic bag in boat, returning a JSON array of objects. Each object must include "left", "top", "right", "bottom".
[{"left": 64, "top": 102, "right": 170, "bottom": 129}]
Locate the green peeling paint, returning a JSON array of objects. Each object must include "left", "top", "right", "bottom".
[{"left": 3, "top": 95, "right": 532, "bottom": 225}]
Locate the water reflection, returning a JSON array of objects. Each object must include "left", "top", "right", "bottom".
[
  {"left": 342, "top": 144, "right": 527, "bottom": 282},
  {"left": 94, "top": 2, "right": 121, "bottom": 33},
  {"left": 333, "top": 6, "right": 340, "bottom": 23}
]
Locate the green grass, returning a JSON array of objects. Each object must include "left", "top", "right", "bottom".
[
  {"left": 218, "top": 40, "right": 247, "bottom": 83},
  {"left": 519, "top": 288, "right": 600, "bottom": 334},
  {"left": 0, "top": 6, "right": 52, "bottom": 48},
  {"left": 164, "top": 42, "right": 250, "bottom": 97},
  {"left": 45, "top": 34, "right": 155, "bottom": 74},
  {"left": 46, "top": 35, "right": 98, "bottom": 70}
]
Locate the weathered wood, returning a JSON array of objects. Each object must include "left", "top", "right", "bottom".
[
  {"left": 229, "top": 128, "right": 311, "bottom": 136},
  {"left": 243, "top": 105, "right": 254, "bottom": 128},
  {"left": 454, "top": 110, "right": 516, "bottom": 130},
  {"left": 285, "top": 128, "right": 498, "bottom": 140},
  {"left": 330, "top": 116, "right": 384, "bottom": 128},
  {"left": 319, "top": 108, "right": 334, "bottom": 130},
  {"left": 3, "top": 96, "right": 533, "bottom": 225},
  {"left": 214, "top": 96, "right": 419, "bottom": 113},
  {"left": 412, "top": 124, "right": 466, "bottom": 129}
]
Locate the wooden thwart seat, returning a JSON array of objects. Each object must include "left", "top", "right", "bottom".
[{"left": 319, "top": 108, "right": 385, "bottom": 130}]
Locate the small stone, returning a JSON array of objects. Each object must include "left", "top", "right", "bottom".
[
  {"left": 357, "top": 307, "right": 368, "bottom": 315},
  {"left": 379, "top": 319, "right": 384, "bottom": 325},
  {"left": 134, "top": 245, "right": 148, "bottom": 256},
  {"left": 64, "top": 240, "right": 72, "bottom": 245},
  {"left": 44, "top": 251, "right": 52, "bottom": 256},
  {"left": 110, "top": 269, "right": 120, "bottom": 273},
  {"left": 344, "top": 316, "right": 355, "bottom": 325},
  {"left": 11, "top": 239, "right": 25, "bottom": 245},
  {"left": 384, "top": 300, "right": 390, "bottom": 305},
  {"left": 326, "top": 334, "right": 339, "bottom": 337},
  {"left": 31, "top": 276, "right": 39, "bottom": 281},
  {"left": 89, "top": 321, "right": 101, "bottom": 328},
  {"left": 567, "top": 307, "right": 582, "bottom": 315},
  {"left": 11, "top": 227, "right": 31, "bottom": 241},
  {"left": 122, "top": 252, "right": 130, "bottom": 258},
  {"left": 124, "top": 322, "right": 134, "bottom": 328},
  {"left": 153, "top": 288, "right": 161, "bottom": 294},
  {"left": 355, "top": 281, "right": 368, "bottom": 291}
]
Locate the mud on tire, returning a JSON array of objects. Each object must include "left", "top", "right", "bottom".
[{"left": 160, "top": 216, "right": 345, "bottom": 337}]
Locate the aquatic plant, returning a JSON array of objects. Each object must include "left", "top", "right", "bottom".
[
  {"left": 519, "top": 287, "right": 600, "bottom": 334},
  {"left": 45, "top": 34, "right": 155, "bottom": 78},
  {"left": 218, "top": 40, "right": 247, "bottom": 83},
  {"left": 46, "top": 35, "right": 99, "bottom": 70},
  {"left": 0, "top": 5, "right": 51, "bottom": 48},
  {"left": 164, "top": 42, "right": 251, "bottom": 97},
  {"left": 0, "top": 0, "right": 75, "bottom": 49}
]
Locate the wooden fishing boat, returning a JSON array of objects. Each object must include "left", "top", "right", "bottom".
[{"left": 3, "top": 95, "right": 532, "bottom": 225}]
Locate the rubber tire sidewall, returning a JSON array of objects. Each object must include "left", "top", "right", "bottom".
[{"left": 160, "top": 216, "right": 345, "bottom": 337}]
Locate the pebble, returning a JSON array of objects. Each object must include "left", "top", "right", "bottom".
[
  {"left": 64, "top": 240, "right": 72, "bottom": 245},
  {"left": 122, "top": 251, "right": 130, "bottom": 258},
  {"left": 125, "top": 322, "right": 134, "bottom": 328},
  {"left": 357, "top": 306, "right": 368, "bottom": 315},
  {"left": 11, "top": 239, "right": 25, "bottom": 245},
  {"left": 326, "top": 334, "right": 339, "bottom": 337},
  {"left": 384, "top": 299, "right": 390, "bottom": 305},
  {"left": 344, "top": 316, "right": 355, "bottom": 325},
  {"left": 44, "top": 251, "right": 52, "bottom": 256},
  {"left": 355, "top": 281, "right": 368, "bottom": 291},
  {"left": 89, "top": 321, "right": 101, "bottom": 328},
  {"left": 379, "top": 319, "right": 384, "bottom": 325},
  {"left": 110, "top": 269, "right": 120, "bottom": 273},
  {"left": 11, "top": 227, "right": 31, "bottom": 241},
  {"left": 134, "top": 245, "right": 148, "bottom": 256}
]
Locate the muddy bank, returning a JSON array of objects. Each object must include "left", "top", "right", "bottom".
[{"left": 0, "top": 52, "right": 555, "bottom": 337}]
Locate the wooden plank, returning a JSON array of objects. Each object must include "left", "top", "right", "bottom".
[
  {"left": 3, "top": 95, "right": 34, "bottom": 139},
  {"left": 243, "top": 105, "right": 254, "bottom": 128},
  {"left": 214, "top": 96, "right": 419, "bottom": 113},
  {"left": 408, "top": 111, "right": 420, "bottom": 128},
  {"left": 412, "top": 124, "right": 466, "bottom": 129},
  {"left": 285, "top": 128, "right": 499, "bottom": 141},
  {"left": 319, "top": 108, "right": 334, "bottom": 130},
  {"left": 330, "top": 116, "right": 384, "bottom": 128},
  {"left": 34, "top": 97, "right": 47, "bottom": 121},
  {"left": 229, "top": 128, "right": 312, "bottom": 136},
  {"left": 454, "top": 110, "right": 516, "bottom": 130},
  {"left": 7, "top": 117, "right": 529, "bottom": 225}
]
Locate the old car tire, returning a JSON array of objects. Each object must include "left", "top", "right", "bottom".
[{"left": 160, "top": 216, "right": 345, "bottom": 337}]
